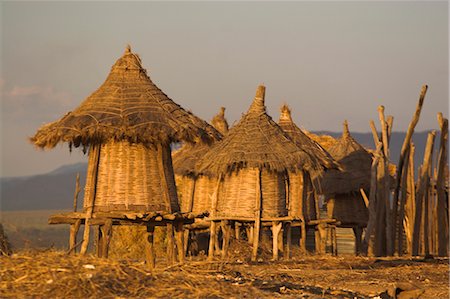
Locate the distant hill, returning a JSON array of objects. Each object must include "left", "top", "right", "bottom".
[{"left": 0, "top": 131, "right": 440, "bottom": 211}]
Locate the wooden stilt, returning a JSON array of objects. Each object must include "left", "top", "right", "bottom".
[
  {"left": 247, "top": 226, "right": 254, "bottom": 244},
  {"left": 100, "top": 219, "right": 112, "bottom": 258},
  {"left": 285, "top": 222, "right": 291, "bottom": 260},
  {"left": 278, "top": 226, "right": 284, "bottom": 254},
  {"left": 68, "top": 219, "right": 81, "bottom": 255},
  {"left": 214, "top": 224, "right": 221, "bottom": 255},
  {"left": 405, "top": 143, "right": 416, "bottom": 255},
  {"left": 252, "top": 169, "right": 262, "bottom": 262},
  {"left": 353, "top": 227, "right": 363, "bottom": 255},
  {"left": 436, "top": 114, "right": 449, "bottom": 257},
  {"left": 144, "top": 224, "right": 155, "bottom": 269},
  {"left": 271, "top": 221, "right": 282, "bottom": 260},
  {"left": 300, "top": 221, "right": 307, "bottom": 253},
  {"left": 332, "top": 226, "right": 338, "bottom": 256},
  {"left": 175, "top": 221, "right": 185, "bottom": 264},
  {"left": 96, "top": 226, "right": 103, "bottom": 257},
  {"left": 183, "top": 229, "right": 190, "bottom": 256},
  {"left": 166, "top": 223, "right": 175, "bottom": 264},
  {"left": 221, "top": 220, "right": 231, "bottom": 260},
  {"left": 235, "top": 222, "right": 241, "bottom": 240},
  {"left": 208, "top": 221, "right": 216, "bottom": 261}
]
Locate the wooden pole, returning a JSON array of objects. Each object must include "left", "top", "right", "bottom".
[
  {"left": 68, "top": 219, "right": 82, "bottom": 255},
  {"left": 397, "top": 147, "right": 410, "bottom": 256},
  {"left": 378, "top": 105, "right": 393, "bottom": 256},
  {"left": 73, "top": 173, "right": 81, "bottom": 212},
  {"left": 353, "top": 227, "right": 363, "bottom": 255},
  {"left": 436, "top": 114, "right": 449, "bottom": 256},
  {"left": 100, "top": 219, "right": 112, "bottom": 258},
  {"left": 252, "top": 168, "right": 262, "bottom": 262},
  {"left": 80, "top": 145, "right": 101, "bottom": 255},
  {"left": 221, "top": 220, "right": 231, "bottom": 260},
  {"left": 208, "top": 174, "right": 222, "bottom": 261},
  {"left": 175, "top": 221, "right": 185, "bottom": 264},
  {"left": 144, "top": 224, "right": 156, "bottom": 269},
  {"left": 362, "top": 143, "right": 382, "bottom": 255},
  {"left": 405, "top": 143, "right": 416, "bottom": 255},
  {"left": 272, "top": 221, "right": 282, "bottom": 260},
  {"left": 285, "top": 222, "right": 291, "bottom": 260},
  {"left": 392, "top": 85, "right": 428, "bottom": 254},
  {"left": 412, "top": 131, "right": 436, "bottom": 256}
]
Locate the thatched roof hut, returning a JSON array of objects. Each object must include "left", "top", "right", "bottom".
[
  {"left": 172, "top": 107, "right": 228, "bottom": 215},
  {"left": 322, "top": 121, "right": 372, "bottom": 226},
  {"left": 31, "top": 45, "right": 220, "bottom": 214},
  {"left": 278, "top": 105, "right": 338, "bottom": 221},
  {"left": 197, "top": 85, "right": 323, "bottom": 220}
]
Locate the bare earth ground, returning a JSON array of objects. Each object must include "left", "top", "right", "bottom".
[{"left": 1, "top": 249, "right": 448, "bottom": 299}]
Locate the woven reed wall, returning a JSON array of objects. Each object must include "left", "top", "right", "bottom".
[
  {"left": 288, "top": 171, "right": 317, "bottom": 221},
  {"left": 326, "top": 193, "right": 369, "bottom": 226},
  {"left": 84, "top": 141, "right": 180, "bottom": 213},
  {"left": 177, "top": 175, "right": 215, "bottom": 214},
  {"left": 215, "top": 168, "right": 287, "bottom": 219}
]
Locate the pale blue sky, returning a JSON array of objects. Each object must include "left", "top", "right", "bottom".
[{"left": 1, "top": 1, "right": 448, "bottom": 177}]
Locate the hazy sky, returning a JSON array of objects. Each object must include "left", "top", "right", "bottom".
[{"left": 1, "top": 1, "right": 448, "bottom": 177}]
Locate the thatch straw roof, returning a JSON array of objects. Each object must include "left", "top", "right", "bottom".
[
  {"left": 31, "top": 45, "right": 220, "bottom": 149},
  {"left": 278, "top": 105, "right": 338, "bottom": 170},
  {"left": 211, "top": 107, "right": 229, "bottom": 136},
  {"left": 303, "top": 130, "right": 337, "bottom": 151},
  {"left": 321, "top": 121, "right": 372, "bottom": 195},
  {"left": 196, "top": 85, "right": 324, "bottom": 177}
]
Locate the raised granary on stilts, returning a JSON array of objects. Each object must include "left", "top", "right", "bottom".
[
  {"left": 321, "top": 121, "right": 372, "bottom": 254},
  {"left": 30, "top": 45, "right": 220, "bottom": 267},
  {"left": 197, "top": 85, "right": 323, "bottom": 261}
]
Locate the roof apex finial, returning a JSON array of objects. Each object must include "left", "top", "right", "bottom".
[
  {"left": 249, "top": 84, "right": 266, "bottom": 114},
  {"left": 280, "top": 104, "right": 292, "bottom": 122},
  {"left": 343, "top": 120, "right": 350, "bottom": 138},
  {"left": 125, "top": 44, "right": 132, "bottom": 54}
]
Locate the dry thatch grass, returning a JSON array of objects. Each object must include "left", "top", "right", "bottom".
[
  {"left": 2, "top": 249, "right": 447, "bottom": 298},
  {"left": 31, "top": 45, "right": 220, "bottom": 150},
  {"left": 197, "top": 85, "right": 324, "bottom": 177}
]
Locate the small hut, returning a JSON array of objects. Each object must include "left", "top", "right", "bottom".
[
  {"left": 278, "top": 105, "right": 339, "bottom": 252},
  {"left": 197, "top": 85, "right": 323, "bottom": 261},
  {"left": 321, "top": 120, "right": 372, "bottom": 254},
  {"left": 31, "top": 45, "right": 219, "bottom": 267}
]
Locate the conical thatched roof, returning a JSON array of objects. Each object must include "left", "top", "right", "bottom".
[
  {"left": 211, "top": 107, "right": 229, "bottom": 136},
  {"left": 31, "top": 45, "right": 220, "bottom": 149},
  {"left": 173, "top": 107, "right": 227, "bottom": 177},
  {"left": 321, "top": 121, "right": 372, "bottom": 195},
  {"left": 196, "top": 85, "right": 324, "bottom": 176},
  {"left": 278, "top": 105, "right": 338, "bottom": 170}
]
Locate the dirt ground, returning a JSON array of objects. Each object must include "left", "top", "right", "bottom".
[{"left": 1, "top": 248, "right": 448, "bottom": 299}]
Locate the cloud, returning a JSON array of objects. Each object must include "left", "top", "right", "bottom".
[{"left": 1, "top": 80, "right": 73, "bottom": 125}]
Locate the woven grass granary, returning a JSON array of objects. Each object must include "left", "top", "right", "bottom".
[
  {"left": 173, "top": 107, "right": 228, "bottom": 216},
  {"left": 31, "top": 45, "right": 219, "bottom": 266},
  {"left": 321, "top": 121, "right": 372, "bottom": 253},
  {"left": 197, "top": 85, "right": 323, "bottom": 261},
  {"left": 278, "top": 105, "right": 338, "bottom": 222}
]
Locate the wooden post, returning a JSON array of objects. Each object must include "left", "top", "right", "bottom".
[
  {"left": 208, "top": 221, "right": 217, "bottom": 261},
  {"left": 235, "top": 222, "right": 241, "bottom": 240},
  {"left": 252, "top": 168, "right": 262, "bottom": 262},
  {"left": 436, "top": 114, "right": 449, "bottom": 256},
  {"left": 392, "top": 85, "right": 428, "bottom": 254},
  {"left": 183, "top": 230, "right": 190, "bottom": 256},
  {"left": 300, "top": 221, "right": 307, "bottom": 253},
  {"left": 405, "top": 143, "right": 416, "bottom": 255},
  {"left": 100, "top": 219, "right": 112, "bottom": 258},
  {"left": 397, "top": 148, "right": 410, "bottom": 256},
  {"left": 175, "top": 221, "right": 185, "bottom": 264},
  {"left": 353, "top": 227, "right": 363, "bottom": 255},
  {"left": 331, "top": 226, "right": 338, "bottom": 256},
  {"left": 271, "top": 221, "right": 282, "bottom": 260},
  {"left": 166, "top": 224, "right": 175, "bottom": 264},
  {"left": 80, "top": 145, "right": 101, "bottom": 255},
  {"left": 188, "top": 179, "right": 196, "bottom": 213},
  {"left": 144, "top": 224, "right": 156, "bottom": 269},
  {"left": 412, "top": 131, "right": 436, "bottom": 256},
  {"left": 285, "top": 222, "right": 291, "bottom": 260},
  {"left": 378, "top": 105, "right": 393, "bottom": 256},
  {"left": 247, "top": 226, "right": 254, "bottom": 244},
  {"left": 362, "top": 143, "right": 382, "bottom": 255},
  {"left": 73, "top": 173, "right": 81, "bottom": 212},
  {"left": 68, "top": 219, "right": 82, "bottom": 255},
  {"left": 221, "top": 220, "right": 231, "bottom": 260}
]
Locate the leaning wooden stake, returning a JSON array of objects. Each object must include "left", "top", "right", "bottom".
[
  {"left": 405, "top": 143, "right": 416, "bottom": 255},
  {"left": 252, "top": 169, "right": 262, "bottom": 262},
  {"left": 397, "top": 146, "right": 410, "bottom": 256},
  {"left": 412, "top": 131, "right": 436, "bottom": 256},
  {"left": 73, "top": 173, "right": 81, "bottom": 212},
  {"left": 393, "top": 85, "right": 428, "bottom": 254},
  {"left": 436, "top": 114, "right": 449, "bottom": 256},
  {"left": 80, "top": 145, "right": 101, "bottom": 255}
]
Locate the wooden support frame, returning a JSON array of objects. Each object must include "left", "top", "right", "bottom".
[
  {"left": 144, "top": 223, "right": 156, "bottom": 269},
  {"left": 271, "top": 221, "right": 282, "bottom": 260},
  {"left": 251, "top": 169, "right": 262, "bottom": 262}
]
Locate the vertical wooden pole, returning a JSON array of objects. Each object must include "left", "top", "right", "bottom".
[
  {"left": 412, "top": 131, "right": 436, "bottom": 256},
  {"left": 166, "top": 224, "right": 175, "bottom": 264},
  {"left": 175, "top": 221, "right": 185, "bottom": 264},
  {"left": 271, "top": 221, "right": 282, "bottom": 260},
  {"left": 354, "top": 227, "right": 363, "bottom": 255},
  {"left": 96, "top": 225, "right": 104, "bottom": 258},
  {"left": 285, "top": 222, "right": 291, "bottom": 260},
  {"left": 405, "top": 143, "right": 416, "bottom": 255},
  {"left": 68, "top": 219, "right": 82, "bottom": 255},
  {"left": 221, "top": 220, "right": 231, "bottom": 260},
  {"left": 300, "top": 221, "right": 307, "bottom": 253},
  {"left": 436, "top": 114, "right": 449, "bottom": 257},
  {"left": 208, "top": 221, "right": 217, "bottom": 261},
  {"left": 235, "top": 222, "right": 241, "bottom": 240},
  {"left": 100, "top": 219, "right": 112, "bottom": 258},
  {"left": 375, "top": 156, "right": 387, "bottom": 257},
  {"left": 144, "top": 224, "right": 156, "bottom": 269},
  {"left": 80, "top": 145, "right": 101, "bottom": 255},
  {"left": 397, "top": 147, "right": 410, "bottom": 256},
  {"left": 73, "top": 173, "right": 81, "bottom": 212},
  {"left": 362, "top": 143, "right": 382, "bottom": 255},
  {"left": 247, "top": 226, "right": 254, "bottom": 244},
  {"left": 183, "top": 230, "right": 190, "bottom": 256},
  {"left": 332, "top": 226, "right": 338, "bottom": 256},
  {"left": 208, "top": 174, "right": 222, "bottom": 261},
  {"left": 392, "top": 85, "right": 428, "bottom": 254},
  {"left": 252, "top": 168, "right": 262, "bottom": 262}
]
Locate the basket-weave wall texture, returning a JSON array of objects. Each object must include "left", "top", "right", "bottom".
[
  {"left": 326, "top": 193, "right": 369, "bottom": 226},
  {"left": 84, "top": 141, "right": 179, "bottom": 213}
]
